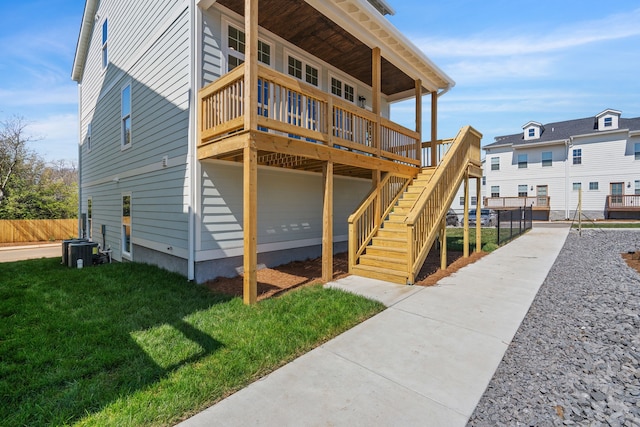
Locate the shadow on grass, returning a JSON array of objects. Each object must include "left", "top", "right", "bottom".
[{"left": 0, "top": 258, "right": 231, "bottom": 426}]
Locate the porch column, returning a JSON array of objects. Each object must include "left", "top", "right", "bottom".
[
  {"left": 415, "top": 80, "right": 422, "bottom": 165},
  {"left": 244, "top": 0, "right": 258, "bottom": 132},
  {"left": 476, "top": 176, "right": 482, "bottom": 253},
  {"left": 243, "top": 141, "right": 258, "bottom": 305},
  {"left": 463, "top": 172, "right": 470, "bottom": 258},
  {"left": 322, "top": 162, "right": 334, "bottom": 282},
  {"left": 372, "top": 47, "right": 381, "bottom": 157},
  {"left": 431, "top": 91, "right": 438, "bottom": 166}
]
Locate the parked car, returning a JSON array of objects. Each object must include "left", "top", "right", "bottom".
[
  {"left": 469, "top": 208, "right": 497, "bottom": 227},
  {"left": 446, "top": 209, "right": 459, "bottom": 226}
]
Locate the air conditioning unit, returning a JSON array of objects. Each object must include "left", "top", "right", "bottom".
[
  {"left": 67, "top": 242, "right": 99, "bottom": 268},
  {"left": 62, "top": 239, "right": 87, "bottom": 265}
]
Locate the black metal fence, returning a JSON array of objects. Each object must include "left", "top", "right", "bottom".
[{"left": 496, "top": 206, "right": 532, "bottom": 245}]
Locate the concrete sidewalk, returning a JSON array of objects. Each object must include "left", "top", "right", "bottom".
[{"left": 178, "top": 223, "right": 570, "bottom": 426}]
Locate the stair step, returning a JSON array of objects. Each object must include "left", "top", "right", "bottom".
[
  {"left": 351, "top": 264, "right": 408, "bottom": 285},
  {"left": 377, "top": 229, "right": 406, "bottom": 239},
  {"left": 365, "top": 245, "right": 407, "bottom": 259},
  {"left": 359, "top": 254, "right": 406, "bottom": 270},
  {"left": 400, "top": 192, "right": 419, "bottom": 200},
  {"left": 387, "top": 212, "right": 407, "bottom": 222},
  {"left": 371, "top": 236, "right": 406, "bottom": 248},
  {"left": 381, "top": 220, "right": 405, "bottom": 230}
]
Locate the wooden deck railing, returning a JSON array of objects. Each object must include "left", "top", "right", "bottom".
[
  {"left": 406, "top": 126, "right": 482, "bottom": 283},
  {"left": 348, "top": 173, "right": 412, "bottom": 272},
  {"left": 485, "top": 196, "right": 550, "bottom": 209},
  {"left": 421, "top": 138, "right": 454, "bottom": 167},
  {"left": 607, "top": 194, "right": 640, "bottom": 210},
  {"left": 198, "top": 65, "right": 420, "bottom": 166}
]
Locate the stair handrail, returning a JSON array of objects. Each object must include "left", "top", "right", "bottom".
[
  {"left": 348, "top": 173, "right": 412, "bottom": 272},
  {"left": 405, "top": 125, "right": 482, "bottom": 283}
]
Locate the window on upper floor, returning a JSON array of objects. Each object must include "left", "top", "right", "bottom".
[
  {"left": 121, "top": 84, "right": 131, "bottom": 149},
  {"left": 518, "top": 184, "right": 528, "bottom": 197},
  {"left": 471, "top": 196, "right": 477, "bottom": 206},
  {"left": 572, "top": 148, "right": 582, "bottom": 165},
  {"left": 635, "top": 142, "right": 640, "bottom": 160},
  {"left": 286, "top": 53, "right": 319, "bottom": 87},
  {"left": 490, "top": 157, "right": 499, "bottom": 171},
  {"left": 528, "top": 128, "right": 535, "bottom": 138},
  {"left": 102, "top": 19, "right": 108, "bottom": 69},
  {"left": 226, "top": 24, "right": 271, "bottom": 71},
  {"left": 330, "top": 75, "right": 355, "bottom": 103},
  {"left": 482, "top": 176, "right": 486, "bottom": 186},
  {"left": 636, "top": 180, "right": 640, "bottom": 195},
  {"left": 491, "top": 186, "right": 500, "bottom": 198},
  {"left": 518, "top": 153, "right": 528, "bottom": 169},
  {"left": 542, "top": 151, "right": 552, "bottom": 167},
  {"left": 604, "top": 117, "right": 612, "bottom": 127},
  {"left": 288, "top": 56, "right": 302, "bottom": 80},
  {"left": 589, "top": 182, "right": 599, "bottom": 190},
  {"left": 86, "top": 122, "right": 92, "bottom": 152},
  {"left": 459, "top": 196, "right": 464, "bottom": 206},
  {"left": 573, "top": 182, "right": 582, "bottom": 191}
]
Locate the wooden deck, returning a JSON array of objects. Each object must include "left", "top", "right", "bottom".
[
  {"left": 485, "top": 196, "right": 551, "bottom": 211},
  {"left": 607, "top": 195, "right": 640, "bottom": 212}
]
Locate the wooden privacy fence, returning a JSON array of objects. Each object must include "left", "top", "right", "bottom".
[{"left": 0, "top": 219, "right": 78, "bottom": 243}]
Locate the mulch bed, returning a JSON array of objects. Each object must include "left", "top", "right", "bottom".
[
  {"left": 205, "top": 246, "right": 487, "bottom": 301},
  {"left": 622, "top": 251, "right": 640, "bottom": 275}
]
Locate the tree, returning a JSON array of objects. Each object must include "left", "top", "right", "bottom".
[{"left": 0, "top": 115, "right": 36, "bottom": 205}]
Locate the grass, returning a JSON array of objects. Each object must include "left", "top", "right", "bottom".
[
  {"left": 0, "top": 258, "right": 384, "bottom": 426},
  {"left": 445, "top": 227, "right": 499, "bottom": 252}
]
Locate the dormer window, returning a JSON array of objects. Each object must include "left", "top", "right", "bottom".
[
  {"left": 528, "top": 128, "right": 535, "bottom": 138},
  {"left": 522, "top": 121, "right": 543, "bottom": 141},
  {"left": 604, "top": 117, "right": 612, "bottom": 127},
  {"left": 596, "top": 109, "right": 621, "bottom": 130}
]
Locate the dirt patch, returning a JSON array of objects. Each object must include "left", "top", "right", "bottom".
[
  {"left": 205, "top": 247, "right": 487, "bottom": 301},
  {"left": 622, "top": 251, "right": 640, "bottom": 275}
]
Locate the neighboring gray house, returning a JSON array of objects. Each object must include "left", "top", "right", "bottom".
[
  {"left": 484, "top": 109, "right": 640, "bottom": 220},
  {"left": 71, "top": 0, "right": 481, "bottom": 301}
]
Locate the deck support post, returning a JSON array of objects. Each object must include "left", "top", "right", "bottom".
[
  {"left": 440, "top": 217, "right": 447, "bottom": 270},
  {"left": 415, "top": 80, "right": 422, "bottom": 165},
  {"left": 476, "top": 176, "right": 482, "bottom": 253},
  {"left": 243, "top": 140, "right": 258, "bottom": 305},
  {"left": 322, "top": 161, "right": 334, "bottom": 282},
  {"left": 372, "top": 47, "right": 382, "bottom": 158},
  {"left": 431, "top": 91, "right": 438, "bottom": 166},
  {"left": 242, "top": 0, "right": 259, "bottom": 305},
  {"left": 463, "top": 171, "right": 470, "bottom": 258}
]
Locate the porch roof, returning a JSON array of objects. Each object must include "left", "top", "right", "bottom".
[{"left": 215, "top": 0, "right": 454, "bottom": 99}]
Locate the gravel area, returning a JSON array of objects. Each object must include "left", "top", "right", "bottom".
[{"left": 468, "top": 229, "right": 640, "bottom": 426}]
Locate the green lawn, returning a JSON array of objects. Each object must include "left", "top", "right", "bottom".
[
  {"left": 0, "top": 258, "right": 383, "bottom": 426},
  {"left": 445, "top": 227, "right": 499, "bottom": 252}
]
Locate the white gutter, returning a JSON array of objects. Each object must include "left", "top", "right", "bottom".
[
  {"left": 77, "top": 83, "right": 83, "bottom": 237},
  {"left": 71, "top": 0, "right": 98, "bottom": 82},
  {"left": 187, "top": 0, "right": 197, "bottom": 281}
]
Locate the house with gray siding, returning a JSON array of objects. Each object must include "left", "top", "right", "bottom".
[
  {"left": 72, "top": 0, "right": 482, "bottom": 302},
  {"left": 484, "top": 109, "right": 640, "bottom": 220}
]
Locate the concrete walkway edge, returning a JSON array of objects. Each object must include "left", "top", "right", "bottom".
[{"left": 178, "top": 224, "right": 570, "bottom": 426}]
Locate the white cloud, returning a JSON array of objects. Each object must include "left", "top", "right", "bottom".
[
  {"left": 0, "top": 85, "right": 76, "bottom": 107},
  {"left": 416, "top": 8, "right": 640, "bottom": 58},
  {"left": 28, "top": 113, "right": 78, "bottom": 162}
]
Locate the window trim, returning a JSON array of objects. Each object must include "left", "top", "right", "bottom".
[
  {"left": 284, "top": 48, "right": 320, "bottom": 87},
  {"left": 122, "top": 193, "right": 132, "bottom": 259},
  {"left": 518, "top": 184, "right": 528, "bottom": 197},
  {"left": 589, "top": 182, "right": 599, "bottom": 191},
  {"left": 541, "top": 151, "right": 552, "bottom": 167},
  {"left": 604, "top": 116, "right": 612, "bottom": 127},
  {"left": 490, "top": 157, "right": 499, "bottom": 171},
  {"left": 517, "top": 153, "right": 528, "bottom": 169},
  {"left": 490, "top": 185, "right": 500, "bottom": 198},
  {"left": 572, "top": 148, "right": 582, "bottom": 165},
  {"left": 328, "top": 72, "right": 357, "bottom": 103},
  {"left": 121, "top": 82, "right": 132, "bottom": 150},
  {"left": 634, "top": 142, "right": 640, "bottom": 160},
  {"left": 635, "top": 180, "right": 640, "bottom": 196},
  {"left": 572, "top": 182, "right": 582, "bottom": 191},
  {"left": 87, "top": 197, "right": 93, "bottom": 240},
  {"left": 223, "top": 20, "right": 273, "bottom": 72}
]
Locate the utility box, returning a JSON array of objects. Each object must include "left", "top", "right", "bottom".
[
  {"left": 68, "top": 242, "right": 98, "bottom": 268},
  {"left": 62, "top": 239, "right": 87, "bottom": 265}
]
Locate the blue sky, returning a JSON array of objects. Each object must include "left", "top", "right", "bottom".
[{"left": 1, "top": 1, "right": 639, "bottom": 163}]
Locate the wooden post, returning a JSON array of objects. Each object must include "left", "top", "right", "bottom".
[
  {"left": 476, "top": 176, "right": 482, "bottom": 253},
  {"left": 244, "top": 0, "right": 258, "bottom": 132},
  {"left": 373, "top": 170, "right": 381, "bottom": 229},
  {"left": 431, "top": 91, "right": 438, "bottom": 166},
  {"left": 440, "top": 217, "right": 447, "bottom": 270},
  {"left": 463, "top": 173, "right": 469, "bottom": 258},
  {"left": 322, "top": 162, "right": 334, "bottom": 282},
  {"left": 415, "top": 80, "right": 422, "bottom": 165},
  {"left": 243, "top": 141, "right": 258, "bottom": 305},
  {"left": 372, "top": 47, "right": 381, "bottom": 157}
]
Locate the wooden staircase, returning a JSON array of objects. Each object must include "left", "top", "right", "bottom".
[
  {"left": 348, "top": 125, "right": 483, "bottom": 285},
  {"left": 351, "top": 168, "right": 436, "bottom": 284}
]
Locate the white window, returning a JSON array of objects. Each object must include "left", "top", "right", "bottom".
[
  {"left": 518, "top": 153, "right": 528, "bottom": 169},
  {"left": 471, "top": 196, "right": 477, "bottom": 206},
  {"left": 330, "top": 75, "right": 355, "bottom": 103},
  {"left": 225, "top": 24, "right": 271, "bottom": 71},
  {"left": 604, "top": 117, "right": 612, "bottom": 127},
  {"left": 459, "top": 196, "right": 464, "bottom": 206},
  {"left": 286, "top": 53, "right": 319, "bottom": 87},
  {"left": 288, "top": 56, "right": 303, "bottom": 79},
  {"left": 528, "top": 128, "right": 535, "bottom": 137},
  {"left": 102, "top": 19, "right": 108, "bottom": 69},
  {"left": 635, "top": 142, "right": 640, "bottom": 160},
  {"left": 122, "top": 194, "right": 131, "bottom": 257},
  {"left": 121, "top": 84, "right": 131, "bottom": 149},
  {"left": 518, "top": 185, "right": 528, "bottom": 197},
  {"left": 491, "top": 186, "right": 500, "bottom": 197},
  {"left": 542, "top": 151, "right": 552, "bottom": 167},
  {"left": 589, "top": 182, "right": 599, "bottom": 191},
  {"left": 87, "top": 122, "right": 92, "bottom": 152},
  {"left": 573, "top": 148, "right": 582, "bottom": 165},
  {"left": 635, "top": 180, "right": 640, "bottom": 196},
  {"left": 491, "top": 157, "right": 499, "bottom": 171},
  {"left": 573, "top": 182, "right": 582, "bottom": 191}
]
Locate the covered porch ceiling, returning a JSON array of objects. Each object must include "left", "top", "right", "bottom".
[{"left": 215, "top": 0, "right": 451, "bottom": 98}]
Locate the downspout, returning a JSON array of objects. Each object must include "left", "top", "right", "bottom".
[
  {"left": 564, "top": 138, "right": 571, "bottom": 219},
  {"left": 77, "top": 83, "right": 83, "bottom": 237},
  {"left": 186, "top": 0, "right": 197, "bottom": 281}
]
